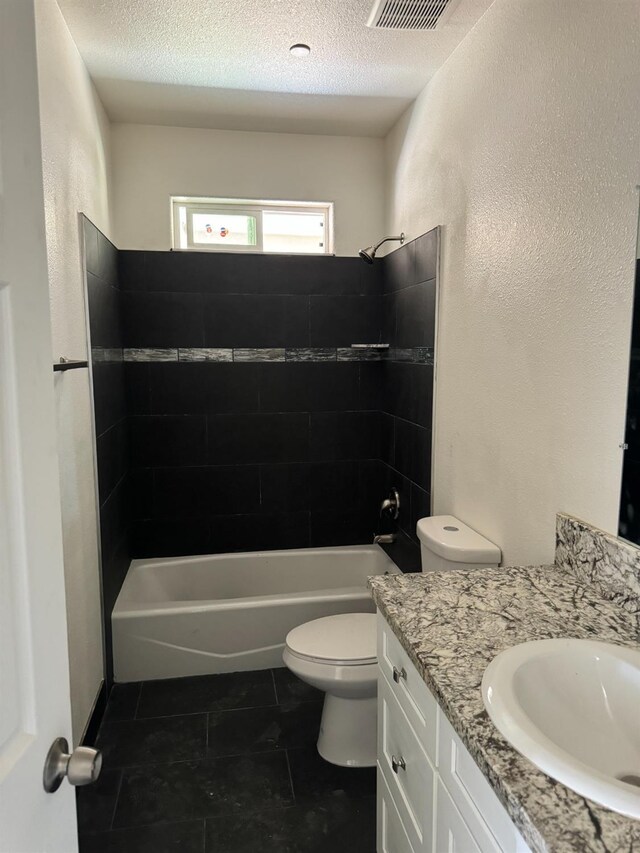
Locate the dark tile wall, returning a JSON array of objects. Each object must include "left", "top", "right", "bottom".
[
  {"left": 83, "top": 217, "right": 130, "bottom": 684},
  {"left": 119, "top": 252, "right": 387, "bottom": 556},
  {"left": 377, "top": 230, "right": 438, "bottom": 568},
  {"left": 619, "top": 259, "right": 640, "bottom": 545},
  {"left": 84, "top": 230, "right": 438, "bottom": 675}
]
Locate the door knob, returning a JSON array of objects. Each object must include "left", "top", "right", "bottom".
[{"left": 43, "top": 737, "right": 102, "bottom": 793}]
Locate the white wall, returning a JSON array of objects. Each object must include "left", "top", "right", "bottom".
[
  {"left": 35, "top": 0, "right": 111, "bottom": 742},
  {"left": 112, "top": 123, "right": 385, "bottom": 255},
  {"left": 385, "top": 0, "right": 640, "bottom": 565}
]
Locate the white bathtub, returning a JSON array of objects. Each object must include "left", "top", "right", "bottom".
[{"left": 112, "top": 544, "right": 399, "bottom": 682}]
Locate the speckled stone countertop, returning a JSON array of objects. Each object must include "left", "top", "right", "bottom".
[{"left": 369, "top": 564, "right": 640, "bottom": 853}]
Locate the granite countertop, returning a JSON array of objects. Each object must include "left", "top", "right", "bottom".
[{"left": 369, "top": 564, "right": 640, "bottom": 853}]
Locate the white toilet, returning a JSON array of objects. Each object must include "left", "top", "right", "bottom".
[
  {"left": 283, "top": 516, "right": 501, "bottom": 768},
  {"left": 283, "top": 612, "right": 378, "bottom": 767}
]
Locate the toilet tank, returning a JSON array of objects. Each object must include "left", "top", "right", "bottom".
[{"left": 416, "top": 515, "right": 501, "bottom": 572}]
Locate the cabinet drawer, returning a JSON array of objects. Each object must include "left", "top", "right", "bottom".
[
  {"left": 377, "top": 768, "right": 415, "bottom": 853},
  {"left": 435, "top": 778, "right": 482, "bottom": 853},
  {"left": 438, "top": 711, "right": 531, "bottom": 853},
  {"left": 378, "top": 673, "right": 435, "bottom": 852},
  {"left": 377, "top": 612, "right": 438, "bottom": 764}
]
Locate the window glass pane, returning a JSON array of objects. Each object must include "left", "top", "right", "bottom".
[
  {"left": 191, "top": 212, "right": 257, "bottom": 246},
  {"left": 262, "top": 211, "right": 325, "bottom": 254}
]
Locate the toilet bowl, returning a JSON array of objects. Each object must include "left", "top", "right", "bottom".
[{"left": 283, "top": 612, "right": 378, "bottom": 768}]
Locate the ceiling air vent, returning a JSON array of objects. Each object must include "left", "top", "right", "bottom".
[{"left": 366, "top": 0, "right": 461, "bottom": 30}]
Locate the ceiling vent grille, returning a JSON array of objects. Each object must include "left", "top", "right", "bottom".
[{"left": 366, "top": 0, "right": 460, "bottom": 29}]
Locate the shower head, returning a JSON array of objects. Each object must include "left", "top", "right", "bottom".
[{"left": 358, "top": 233, "right": 405, "bottom": 264}]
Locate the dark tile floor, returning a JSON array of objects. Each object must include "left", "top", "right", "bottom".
[{"left": 78, "top": 668, "right": 377, "bottom": 852}]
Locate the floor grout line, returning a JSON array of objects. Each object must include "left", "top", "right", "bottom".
[
  {"left": 284, "top": 749, "right": 296, "bottom": 804},
  {"left": 270, "top": 668, "right": 279, "bottom": 705},
  {"left": 108, "top": 769, "right": 125, "bottom": 832},
  {"left": 132, "top": 681, "right": 143, "bottom": 720}
]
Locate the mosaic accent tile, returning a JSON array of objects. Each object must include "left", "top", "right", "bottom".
[
  {"left": 233, "top": 348, "right": 286, "bottom": 362},
  {"left": 336, "top": 347, "right": 386, "bottom": 362},
  {"left": 178, "top": 348, "right": 233, "bottom": 362},
  {"left": 91, "top": 347, "right": 123, "bottom": 363},
  {"left": 555, "top": 513, "right": 640, "bottom": 614},
  {"left": 123, "top": 348, "right": 178, "bottom": 362},
  {"left": 369, "top": 567, "right": 639, "bottom": 853},
  {"left": 285, "top": 348, "right": 337, "bottom": 362},
  {"left": 388, "top": 347, "right": 434, "bottom": 364}
]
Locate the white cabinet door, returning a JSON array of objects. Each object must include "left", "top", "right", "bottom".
[
  {"left": 378, "top": 769, "right": 415, "bottom": 853},
  {"left": 0, "top": 1, "right": 78, "bottom": 850},
  {"left": 435, "top": 780, "right": 482, "bottom": 853}
]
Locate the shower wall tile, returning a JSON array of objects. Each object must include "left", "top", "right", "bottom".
[
  {"left": 383, "top": 362, "right": 434, "bottom": 429},
  {"left": 210, "top": 512, "right": 311, "bottom": 553},
  {"left": 96, "top": 419, "right": 128, "bottom": 505},
  {"left": 87, "top": 272, "right": 123, "bottom": 349},
  {"left": 309, "top": 411, "right": 381, "bottom": 462},
  {"left": 202, "top": 295, "right": 309, "bottom": 348},
  {"left": 119, "top": 250, "right": 382, "bottom": 296},
  {"left": 117, "top": 238, "right": 435, "bottom": 565},
  {"left": 414, "top": 228, "right": 439, "bottom": 284},
  {"left": 130, "top": 415, "right": 208, "bottom": 468},
  {"left": 392, "top": 419, "right": 432, "bottom": 494},
  {"left": 378, "top": 229, "right": 438, "bottom": 554},
  {"left": 92, "top": 362, "right": 126, "bottom": 438},
  {"left": 147, "top": 363, "right": 261, "bottom": 415},
  {"left": 123, "top": 291, "right": 204, "bottom": 347},
  {"left": 83, "top": 216, "right": 130, "bottom": 687},
  {"left": 383, "top": 239, "right": 416, "bottom": 294},
  {"left": 395, "top": 280, "right": 436, "bottom": 348},
  {"left": 132, "top": 518, "right": 211, "bottom": 559},
  {"left": 153, "top": 466, "right": 261, "bottom": 519},
  {"left": 258, "top": 363, "right": 360, "bottom": 413},
  {"left": 125, "top": 363, "right": 151, "bottom": 415},
  {"left": 208, "top": 413, "right": 309, "bottom": 465},
  {"left": 309, "top": 295, "right": 381, "bottom": 347}
]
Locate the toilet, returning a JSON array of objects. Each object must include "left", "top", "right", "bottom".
[{"left": 283, "top": 516, "right": 501, "bottom": 768}]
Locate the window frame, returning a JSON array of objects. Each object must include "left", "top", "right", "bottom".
[{"left": 171, "top": 196, "right": 334, "bottom": 255}]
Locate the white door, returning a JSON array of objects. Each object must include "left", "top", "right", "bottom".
[{"left": 0, "top": 0, "right": 79, "bottom": 850}]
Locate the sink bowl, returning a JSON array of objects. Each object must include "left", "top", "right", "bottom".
[{"left": 482, "top": 638, "right": 640, "bottom": 818}]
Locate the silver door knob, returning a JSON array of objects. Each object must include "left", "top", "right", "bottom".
[{"left": 43, "top": 737, "right": 102, "bottom": 793}]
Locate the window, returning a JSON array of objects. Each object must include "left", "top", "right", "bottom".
[{"left": 171, "top": 197, "right": 333, "bottom": 254}]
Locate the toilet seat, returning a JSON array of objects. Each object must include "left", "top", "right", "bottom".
[{"left": 285, "top": 613, "right": 377, "bottom": 666}]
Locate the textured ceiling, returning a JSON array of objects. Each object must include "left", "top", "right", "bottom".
[{"left": 56, "top": 0, "right": 494, "bottom": 136}]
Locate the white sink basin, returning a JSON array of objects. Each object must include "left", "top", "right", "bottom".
[{"left": 482, "top": 638, "right": 640, "bottom": 818}]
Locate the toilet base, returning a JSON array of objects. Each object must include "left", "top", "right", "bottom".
[{"left": 317, "top": 693, "right": 377, "bottom": 767}]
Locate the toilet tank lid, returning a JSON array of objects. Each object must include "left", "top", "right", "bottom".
[{"left": 416, "top": 515, "right": 501, "bottom": 564}]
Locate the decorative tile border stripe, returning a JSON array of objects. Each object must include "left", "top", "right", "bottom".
[
  {"left": 111, "top": 346, "right": 435, "bottom": 364},
  {"left": 179, "top": 348, "right": 233, "bottom": 362},
  {"left": 233, "top": 348, "right": 286, "bottom": 362},
  {"left": 286, "top": 348, "right": 337, "bottom": 362},
  {"left": 389, "top": 347, "right": 434, "bottom": 365},
  {"left": 337, "top": 347, "right": 386, "bottom": 362},
  {"left": 124, "top": 348, "right": 178, "bottom": 362},
  {"left": 91, "top": 347, "right": 123, "bottom": 363}
]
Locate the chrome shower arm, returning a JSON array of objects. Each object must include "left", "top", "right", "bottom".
[{"left": 373, "top": 234, "right": 405, "bottom": 252}]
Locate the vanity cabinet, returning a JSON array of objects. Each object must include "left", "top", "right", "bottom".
[{"left": 376, "top": 613, "right": 531, "bottom": 853}]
